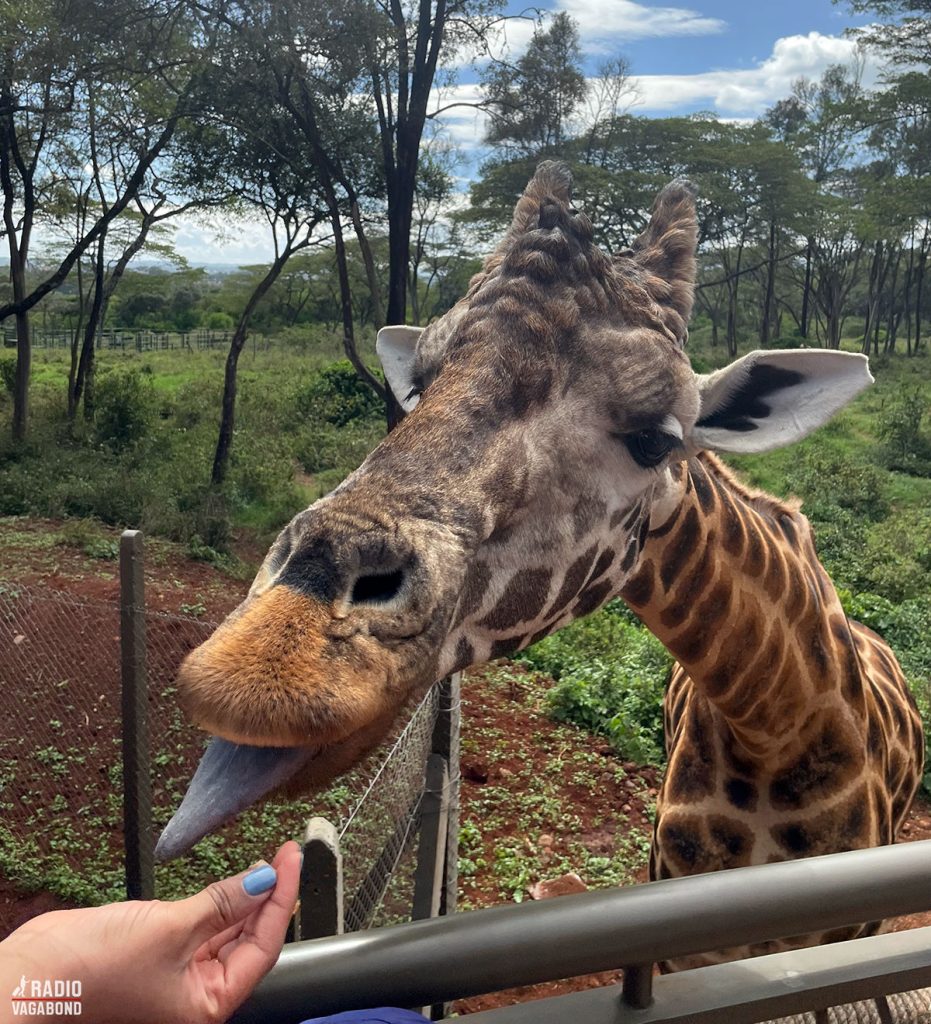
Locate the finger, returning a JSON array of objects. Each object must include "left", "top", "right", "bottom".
[
  {"left": 179, "top": 860, "right": 280, "bottom": 951},
  {"left": 218, "top": 842, "right": 301, "bottom": 1009},
  {"left": 199, "top": 919, "right": 246, "bottom": 961},
  {"left": 236, "top": 841, "right": 301, "bottom": 953},
  {"left": 197, "top": 844, "right": 300, "bottom": 963}
]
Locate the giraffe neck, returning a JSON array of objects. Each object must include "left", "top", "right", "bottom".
[{"left": 621, "top": 453, "right": 865, "bottom": 759}]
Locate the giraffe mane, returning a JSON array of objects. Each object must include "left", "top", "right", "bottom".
[{"left": 697, "top": 451, "right": 803, "bottom": 519}]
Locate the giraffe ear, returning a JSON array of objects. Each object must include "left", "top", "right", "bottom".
[
  {"left": 692, "top": 350, "right": 873, "bottom": 454},
  {"left": 376, "top": 325, "right": 424, "bottom": 413},
  {"left": 630, "top": 179, "right": 698, "bottom": 342}
]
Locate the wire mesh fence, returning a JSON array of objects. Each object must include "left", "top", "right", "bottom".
[
  {"left": 340, "top": 684, "right": 439, "bottom": 932},
  {"left": 3, "top": 327, "right": 236, "bottom": 351},
  {"left": 0, "top": 562, "right": 457, "bottom": 937}
]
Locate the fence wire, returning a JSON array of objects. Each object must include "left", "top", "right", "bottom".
[
  {"left": 0, "top": 579, "right": 442, "bottom": 937},
  {"left": 339, "top": 684, "right": 439, "bottom": 932}
]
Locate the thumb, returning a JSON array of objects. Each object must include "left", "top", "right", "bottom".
[{"left": 180, "top": 862, "right": 279, "bottom": 948}]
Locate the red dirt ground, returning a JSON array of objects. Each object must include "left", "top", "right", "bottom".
[{"left": 3, "top": 517, "right": 931, "bottom": 1015}]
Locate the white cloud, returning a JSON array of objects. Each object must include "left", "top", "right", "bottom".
[
  {"left": 429, "top": 82, "right": 489, "bottom": 148},
  {"left": 560, "top": 0, "right": 725, "bottom": 48},
  {"left": 466, "top": 1, "right": 725, "bottom": 67},
  {"left": 632, "top": 31, "right": 878, "bottom": 115},
  {"left": 170, "top": 213, "right": 276, "bottom": 266}
]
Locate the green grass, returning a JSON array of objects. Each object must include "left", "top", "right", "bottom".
[{"left": 1, "top": 338, "right": 387, "bottom": 551}]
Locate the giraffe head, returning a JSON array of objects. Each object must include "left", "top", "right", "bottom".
[{"left": 156, "top": 162, "right": 872, "bottom": 859}]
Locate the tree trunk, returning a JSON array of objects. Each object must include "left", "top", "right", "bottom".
[
  {"left": 915, "top": 249, "right": 926, "bottom": 356},
  {"left": 349, "top": 199, "right": 384, "bottom": 328},
  {"left": 11, "top": 310, "right": 30, "bottom": 443},
  {"left": 328, "top": 210, "right": 386, "bottom": 407},
  {"left": 212, "top": 251, "right": 294, "bottom": 487},
  {"left": 885, "top": 253, "right": 902, "bottom": 354},
  {"left": 67, "top": 252, "right": 87, "bottom": 421},
  {"left": 760, "top": 220, "right": 777, "bottom": 347},
  {"left": 383, "top": 144, "right": 418, "bottom": 430},
  {"left": 903, "top": 240, "right": 916, "bottom": 357},
  {"left": 73, "top": 237, "right": 106, "bottom": 422},
  {"left": 862, "top": 240, "right": 883, "bottom": 357},
  {"left": 800, "top": 237, "right": 814, "bottom": 339}
]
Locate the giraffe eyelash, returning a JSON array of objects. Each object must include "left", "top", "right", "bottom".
[{"left": 621, "top": 428, "right": 683, "bottom": 469}]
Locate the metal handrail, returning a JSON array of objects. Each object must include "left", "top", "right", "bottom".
[{"left": 230, "top": 839, "right": 931, "bottom": 1023}]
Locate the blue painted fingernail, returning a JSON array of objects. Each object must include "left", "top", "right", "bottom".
[{"left": 243, "top": 864, "right": 277, "bottom": 896}]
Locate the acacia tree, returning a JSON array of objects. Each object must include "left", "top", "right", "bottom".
[
  {"left": 199, "top": 0, "right": 504, "bottom": 424},
  {"left": 842, "top": 0, "right": 931, "bottom": 66},
  {"left": 0, "top": 0, "right": 213, "bottom": 441},
  {"left": 175, "top": 74, "right": 331, "bottom": 486},
  {"left": 483, "top": 13, "right": 587, "bottom": 157},
  {"left": 861, "top": 73, "right": 931, "bottom": 354},
  {"left": 766, "top": 64, "right": 864, "bottom": 338}
]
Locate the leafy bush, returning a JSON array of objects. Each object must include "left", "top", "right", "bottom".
[
  {"left": 0, "top": 353, "right": 15, "bottom": 396},
  {"left": 94, "top": 367, "right": 157, "bottom": 449},
  {"left": 876, "top": 388, "right": 931, "bottom": 476},
  {"left": 859, "top": 509, "right": 931, "bottom": 602},
  {"left": 295, "top": 419, "right": 382, "bottom": 475},
  {"left": 839, "top": 588, "right": 931, "bottom": 791},
  {"left": 172, "top": 379, "right": 222, "bottom": 430},
  {"left": 785, "top": 450, "right": 890, "bottom": 523},
  {"left": 293, "top": 360, "right": 382, "bottom": 427},
  {"left": 840, "top": 590, "right": 931, "bottom": 685},
  {"left": 204, "top": 311, "right": 235, "bottom": 331},
  {"left": 517, "top": 601, "right": 672, "bottom": 764}
]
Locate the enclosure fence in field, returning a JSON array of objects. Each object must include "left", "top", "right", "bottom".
[
  {"left": 0, "top": 531, "right": 459, "bottom": 940},
  {"left": 2, "top": 326, "right": 237, "bottom": 352}
]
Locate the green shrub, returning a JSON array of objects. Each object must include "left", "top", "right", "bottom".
[
  {"left": 839, "top": 588, "right": 931, "bottom": 792},
  {"left": 517, "top": 601, "right": 672, "bottom": 764},
  {"left": 786, "top": 450, "right": 890, "bottom": 523},
  {"left": 0, "top": 353, "right": 15, "bottom": 396},
  {"left": 293, "top": 361, "right": 382, "bottom": 427},
  {"left": 876, "top": 388, "right": 931, "bottom": 476},
  {"left": 295, "top": 420, "right": 382, "bottom": 475},
  {"left": 204, "top": 311, "right": 235, "bottom": 331},
  {"left": 94, "top": 367, "right": 157, "bottom": 449},
  {"left": 172, "top": 379, "right": 222, "bottom": 430}
]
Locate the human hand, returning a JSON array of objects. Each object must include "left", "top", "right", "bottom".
[{"left": 0, "top": 840, "right": 301, "bottom": 1024}]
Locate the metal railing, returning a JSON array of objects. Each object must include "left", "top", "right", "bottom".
[{"left": 230, "top": 841, "right": 931, "bottom": 1024}]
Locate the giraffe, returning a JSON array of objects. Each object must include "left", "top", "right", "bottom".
[{"left": 156, "top": 162, "right": 923, "bottom": 966}]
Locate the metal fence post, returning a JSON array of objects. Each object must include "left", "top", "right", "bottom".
[
  {"left": 120, "top": 529, "right": 154, "bottom": 900},
  {"left": 412, "top": 754, "right": 451, "bottom": 922},
  {"left": 621, "top": 963, "right": 654, "bottom": 1009},
  {"left": 296, "top": 817, "right": 344, "bottom": 940},
  {"left": 431, "top": 673, "right": 460, "bottom": 919}
]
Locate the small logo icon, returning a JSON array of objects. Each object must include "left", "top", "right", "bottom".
[{"left": 10, "top": 977, "right": 82, "bottom": 1016}]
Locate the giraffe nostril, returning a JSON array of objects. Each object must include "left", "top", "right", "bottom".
[{"left": 350, "top": 568, "right": 406, "bottom": 606}]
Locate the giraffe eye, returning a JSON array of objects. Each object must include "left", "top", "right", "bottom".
[{"left": 626, "top": 429, "right": 675, "bottom": 468}]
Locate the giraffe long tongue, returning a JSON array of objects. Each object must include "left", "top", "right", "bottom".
[{"left": 154, "top": 739, "right": 316, "bottom": 862}]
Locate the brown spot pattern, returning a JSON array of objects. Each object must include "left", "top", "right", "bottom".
[{"left": 480, "top": 567, "right": 553, "bottom": 632}]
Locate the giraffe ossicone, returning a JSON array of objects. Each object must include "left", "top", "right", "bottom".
[{"left": 156, "top": 161, "right": 921, "bottom": 966}]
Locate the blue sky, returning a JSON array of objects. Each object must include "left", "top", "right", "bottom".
[{"left": 173, "top": 0, "right": 877, "bottom": 264}]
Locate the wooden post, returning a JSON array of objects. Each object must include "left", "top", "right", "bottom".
[
  {"left": 296, "top": 817, "right": 344, "bottom": 940},
  {"left": 120, "top": 530, "right": 154, "bottom": 900},
  {"left": 412, "top": 754, "right": 451, "bottom": 922},
  {"left": 431, "top": 674, "right": 461, "bottom": 919}
]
